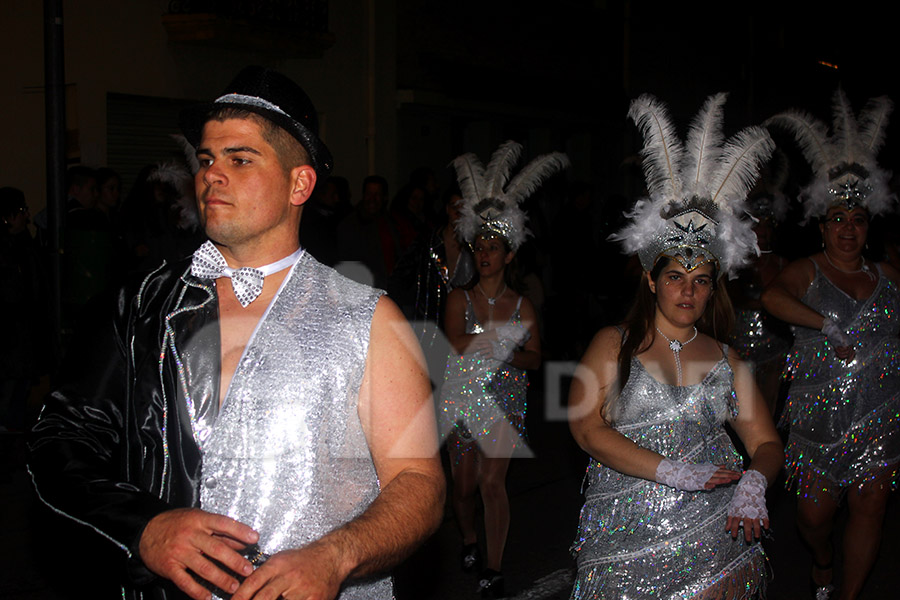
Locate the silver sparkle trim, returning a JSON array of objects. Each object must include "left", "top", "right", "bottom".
[
  {"left": 214, "top": 93, "right": 290, "bottom": 118},
  {"left": 27, "top": 466, "right": 132, "bottom": 558}
]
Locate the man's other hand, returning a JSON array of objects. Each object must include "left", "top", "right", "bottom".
[
  {"left": 232, "top": 540, "right": 345, "bottom": 600},
  {"left": 139, "top": 508, "right": 260, "bottom": 600}
]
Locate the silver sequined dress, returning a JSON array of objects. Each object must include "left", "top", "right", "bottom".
[
  {"left": 732, "top": 308, "right": 792, "bottom": 368},
  {"left": 571, "top": 354, "right": 767, "bottom": 599},
  {"left": 197, "top": 253, "right": 391, "bottom": 600},
  {"left": 781, "top": 261, "right": 900, "bottom": 497},
  {"left": 440, "top": 292, "right": 528, "bottom": 453}
]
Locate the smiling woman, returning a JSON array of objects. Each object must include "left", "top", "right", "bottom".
[{"left": 762, "top": 90, "right": 900, "bottom": 599}]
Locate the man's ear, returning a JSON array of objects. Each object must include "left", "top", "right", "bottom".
[{"left": 290, "top": 165, "right": 317, "bottom": 207}]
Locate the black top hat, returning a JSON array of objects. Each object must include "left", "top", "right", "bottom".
[{"left": 179, "top": 66, "right": 333, "bottom": 178}]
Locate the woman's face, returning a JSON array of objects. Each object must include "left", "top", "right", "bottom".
[
  {"left": 99, "top": 177, "right": 121, "bottom": 210},
  {"left": 820, "top": 206, "right": 869, "bottom": 256},
  {"left": 446, "top": 195, "right": 463, "bottom": 227},
  {"left": 648, "top": 260, "right": 715, "bottom": 329},
  {"left": 473, "top": 234, "right": 513, "bottom": 278}
]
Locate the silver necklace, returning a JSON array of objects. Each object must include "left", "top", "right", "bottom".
[
  {"left": 823, "top": 250, "right": 875, "bottom": 281},
  {"left": 655, "top": 326, "right": 698, "bottom": 386},
  {"left": 477, "top": 283, "right": 506, "bottom": 322}
]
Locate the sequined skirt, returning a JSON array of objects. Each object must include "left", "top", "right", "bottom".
[
  {"left": 439, "top": 351, "right": 527, "bottom": 453},
  {"left": 781, "top": 335, "right": 900, "bottom": 497},
  {"left": 731, "top": 308, "right": 792, "bottom": 367},
  {"left": 570, "top": 435, "right": 766, "bottom": 598}
]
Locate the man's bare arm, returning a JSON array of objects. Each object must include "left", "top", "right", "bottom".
[{"left": 232, "top": 296, "right": 445, "bottom": 600}]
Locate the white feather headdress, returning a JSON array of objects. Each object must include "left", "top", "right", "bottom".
[
  {"left": 611, "top": 93, "right": 775, "bottom": 278},
  {"left": 452, "top": 140, "right": 569, "bottom": 251},
  {"left": 766, "top": 90, "right": 895, "bottom": 220}
]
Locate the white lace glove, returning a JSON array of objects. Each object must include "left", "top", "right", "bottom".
[
  {"left": 821, "top": 318, "right": 850, "bottom": 348},
  {"left": 496, "top": 322, "right": 530, "bottom": 347},
  {"left": 490, "top": 339, "right": 516, "bottom": 363},
  {"left": 727, "top": 469, "right": 769, "bottom": 523},
  {"left": 654, "top": 458, "right": 720, "bottom": 491},
  {"left": 490, "top": 322, "right": 530, "bottom": 363}
]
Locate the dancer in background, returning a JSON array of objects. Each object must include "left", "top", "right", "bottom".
[
  {"left": 569, "top": 94, "right": 782, "bottom": 599},
  {"left": 728, "top": 183, "right": 793, "bottom": 414},
  {"left": 764, "top": 91, "right": 900, "bottom": 600},
  {"left": 441, "top": 141, "right": 567, "bottom": 598}
]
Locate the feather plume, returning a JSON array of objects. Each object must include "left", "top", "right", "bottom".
[
  {"left": 710, "top": 126, "right": 775, "bottom": 208},
  {"left": 684, "top": 93, "right": 728, "bottom": 197},
  {"left": 451, "top": 141, "right": 568, "bottom": 251},
  {"left": 831, "top": 89, "right": 860, "bottom": 165},
  {"left": 607, "top": 195, "right": 669, "bottom": 255},
  {"left": 628, "top": 95, "right": 684, "bottom": 201},
  {"left": 147, "top": 162, "right": 199, "bottom": 231},
  {"left": 483, "top": 140, "right": 523, "bottom": 200},
  {"left": 171, "top": 133, "right": 200, "bottom": 174},
  {"left": 765, "top": 111, "right": 832, "bottom": 174},
  {"left": 858, "top": 96, "right": 893, "bottom": 157},
  {"left": 504, "top": 153, "right": 570, "bottom": 205},
  {"left": 451, "top": 153, "right": 486, "bottom": 203},
  {"left": 769, "top": 90, "right": 895, "bottom": 219}
]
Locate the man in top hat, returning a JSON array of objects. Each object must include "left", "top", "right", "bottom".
[{"left": 28, "top": 66, "right": 444, "bottom": 600}]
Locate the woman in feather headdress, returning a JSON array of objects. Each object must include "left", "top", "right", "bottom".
[
  {"left": 568, "top": 94, "right": 783, "bottom": 599},
  {"left": 440, "top": 141, "right": 567, "bottom": 598},
  {"left": 763, "top": 91, "right": 900, "bottom": 600}
]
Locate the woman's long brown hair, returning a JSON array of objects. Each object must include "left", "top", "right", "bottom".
[{"left": 605, "top": 258, "right": 734, "bottom": 422}]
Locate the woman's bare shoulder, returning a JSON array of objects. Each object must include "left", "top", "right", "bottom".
[{"left": 879, "top": 261, "right": 900, "bottom": 286}]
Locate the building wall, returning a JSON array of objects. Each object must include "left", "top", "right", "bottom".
[{"left": 0, "top": 0, "right": 399, "bottom": 213}]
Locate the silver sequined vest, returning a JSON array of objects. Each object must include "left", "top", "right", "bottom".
[{"left": 200, "top": 253, "right": 390, "bottom": 599}]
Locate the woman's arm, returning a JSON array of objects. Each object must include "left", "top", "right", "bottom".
[
  {"left": 725, "top": 348, "right": 784, "bottom": 540},
  {"left": 762, "top": 255, "right": 856, "bottom": 359},
  {"left": 569, "top": 327, "right": 738, "bottom": 487},
  {"left": 443, "top": 289, "right": 483, "bottom": 354},
  {"left": 505, "top": 296, "right": 541, "bottom": 371},
  {"left": 880, "top": 261, "right": 900, "bottom": 288},
  {"left": 760, "top": 257, "right": 821, "bottom": 329},
  {"left": 727, "top": 348, "right": 783, "bottom": 483}
]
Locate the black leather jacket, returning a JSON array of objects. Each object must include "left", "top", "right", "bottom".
[{"left": 28, "top": 258, "right": 219, "bottom": 598}]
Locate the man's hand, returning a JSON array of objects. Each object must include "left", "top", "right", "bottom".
[
  {"left": 139, "top": 508, "right": 260, "bottom": 600},
  {"left": 232, "top": 539, "right": 345, "bottom": 600}
]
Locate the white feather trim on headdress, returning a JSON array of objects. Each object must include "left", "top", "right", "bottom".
[
  {"left": 610, "top": 93, "right": 774, "bottom": 278},
  {"left": 766, "top": 89, "right": 895, "bottom": 221},
  {"left": 451, "top": 141, "right": 569, "bottom": 251},
  {"left": 147, "top": 161, "right": 199, "bottom": 231}
]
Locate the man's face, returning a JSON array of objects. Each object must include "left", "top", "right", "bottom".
[
  {"left": 74, "top": 179, "right": 98, "bottom": 208},
  {"left": 195, "top": 118, "right": 296, "bottom": 250},
  {"left": 361, "top": 182, "right": 385, "bottom": 217}
]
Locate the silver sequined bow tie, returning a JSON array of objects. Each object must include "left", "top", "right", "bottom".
[{"left": 191, "top": 240, "right": 264, "bottom": 307}]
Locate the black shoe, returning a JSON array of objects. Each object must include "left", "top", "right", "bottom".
[
  {"left": 477, "top": 569, "right": 505, "bottom": 598},
  {"left": 461, "top": 543, "right": 481, "bottom": 573}
]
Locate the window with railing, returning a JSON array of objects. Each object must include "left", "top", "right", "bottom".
[{"left": 163, "top": 0, "right": 333, "bottom": 56}]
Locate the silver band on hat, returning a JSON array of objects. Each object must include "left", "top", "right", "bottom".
[{"left": 214, "top": 93, "right": 290, "bottom": 117}]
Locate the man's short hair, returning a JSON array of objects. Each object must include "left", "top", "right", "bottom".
[
  {"left": 0, "top": 186, "right": 26, "bottom": 218},
  {"left": 363, "top": 175, "right": 388, "bottom": 199},
  {"left": 206, "top": 107, "right": 311, "bottom": 176},
  {"left": 66, "top": 166, "right": 96, "bottom": 192}
]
